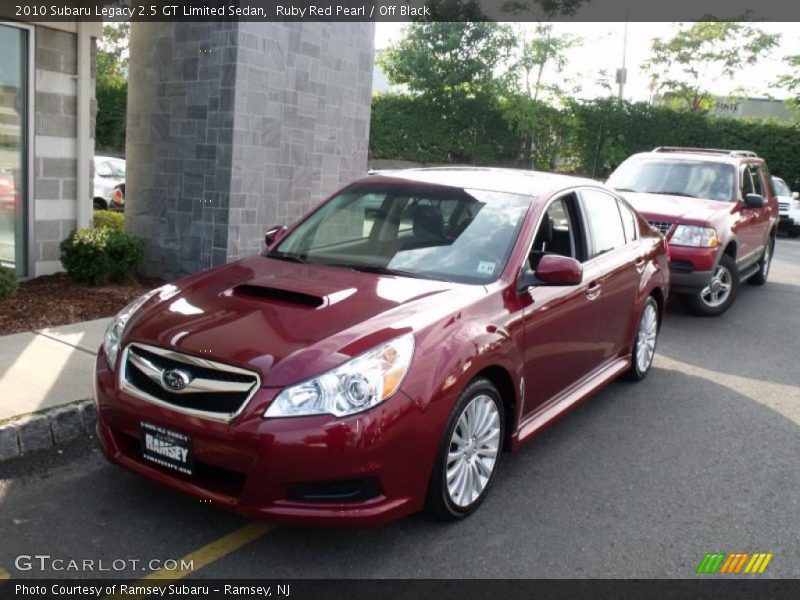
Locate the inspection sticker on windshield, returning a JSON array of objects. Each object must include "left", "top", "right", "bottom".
[{"left": 477, "top": 261, "right": 496, "bottom": 275}]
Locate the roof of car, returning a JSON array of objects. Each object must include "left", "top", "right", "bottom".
[
  {"left": 627, "top": 147, "right": 761, "bottom": 165},
  {"left": 364, "top": 167, "right": 602, "bottom": 197}
]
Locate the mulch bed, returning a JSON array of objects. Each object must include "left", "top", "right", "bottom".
[{"left": 0, "top": 273, "right": 164, "bottom": 336}]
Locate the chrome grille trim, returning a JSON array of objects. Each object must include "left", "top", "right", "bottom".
[
  {"left": 778, "top": 202, "right": 789, "bottom": 212},
  {"left": 119, "top": 342, "right": 261, "bottom": 423},
  {"left": 647, "top": 220, "right": 673, "bottom": 235}
]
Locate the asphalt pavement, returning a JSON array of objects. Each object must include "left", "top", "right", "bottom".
[{"left": 1, "top": 238, "right": 798, "bottom": 580}]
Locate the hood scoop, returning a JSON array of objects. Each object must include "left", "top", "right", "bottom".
[{"left": 233, "top": 284, "right": 325, "bottom": 308}]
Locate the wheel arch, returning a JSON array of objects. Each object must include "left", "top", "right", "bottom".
[{"left": 473, "top": 365, "right": 517, "bottom": 452}]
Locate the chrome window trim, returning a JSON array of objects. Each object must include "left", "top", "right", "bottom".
[{"left": 119, "top": 342, "right": 261, "bottom": 424}]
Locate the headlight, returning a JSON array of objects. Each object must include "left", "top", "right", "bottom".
[
  {"left": 669, "top": 225, "right": 718, "bottom": 248},
  {"left": 103, "top": 285, "right": 177, "bottom": 370},
  {"left": 265, "top": 333, "right": 415, "bottom": 418}
]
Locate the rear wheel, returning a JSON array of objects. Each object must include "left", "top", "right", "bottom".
[
  {"left": 625, "top": 296, "right": 659, "bottom": 381},
  {"left": 425, "top": 378, "right": 504, "bottom": 521},
  {"left": 748, "top": 236, "right": 774, "bottom": 286},
  {"left": 685, "top": 254, "right": 739, "bottom": 317},
  {"left": 93, "top": 198, "right": 106, "bottom": 211}
]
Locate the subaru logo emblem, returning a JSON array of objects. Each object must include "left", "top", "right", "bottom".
[{"left": 162, "top": 369, "right": 192, "bottom": 392}]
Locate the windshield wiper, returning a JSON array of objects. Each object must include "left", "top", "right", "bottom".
[
  {"left": 612, "top": 187, "right": 639, "bottom": 193},
  {"left": 267, "top": 252, "right": 307, "bottom": 264},
  {"left": 324, "top": 262, "right": 449, "bottom": 282}
]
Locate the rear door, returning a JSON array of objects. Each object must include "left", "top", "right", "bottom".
[{"left": 577, "top": 188, "right": 641, "bottom": 361}]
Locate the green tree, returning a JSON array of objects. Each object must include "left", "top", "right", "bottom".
[
  {"left": 377, "top": 21, "right": 516, "bottom": 103},
  {"left": 642, "top": 21, "right": 780, "bottom": 113},
  {"left": 502, "top": 25, "right": 581, "bottom": 169},
  {"left": 777, "top": 54, "right": 800, "bottom": 112},
  {"left": 95, "top": 23, "right": 129, "bottom": 152}
]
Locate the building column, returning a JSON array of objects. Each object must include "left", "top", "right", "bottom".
[{"left": 125, "top": 21, "right": 375, "bottom": 280}]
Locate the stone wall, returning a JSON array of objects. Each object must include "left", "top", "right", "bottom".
[
  {"left": 126, "top": 21, "right": 375, "bottom": 280},
  {"left": 32, "top": 25, "right": 96, "bottom": 276}
]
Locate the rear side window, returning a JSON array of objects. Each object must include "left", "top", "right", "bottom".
[{"left": 580, "top": 189, "right": 628, "bottom": 259}]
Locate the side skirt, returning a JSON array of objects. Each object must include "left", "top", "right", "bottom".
[{"left": 510, "top": 356, "right": 630, "bottom": 451}]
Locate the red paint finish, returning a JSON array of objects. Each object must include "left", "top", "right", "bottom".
[{"left": 95, "top": 169, "right": 669, "bottom": 526}]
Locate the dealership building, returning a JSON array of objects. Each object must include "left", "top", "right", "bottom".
[{"left": 0, "top": 18, "right": 375, "bottom": 281}]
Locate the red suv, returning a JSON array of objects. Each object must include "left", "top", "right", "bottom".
[
  {"left": 94, "top": 168, "right": 669, "bottom": 525},
  {"left": 608, "top": 148, "right": 778, "bottom": 316}
]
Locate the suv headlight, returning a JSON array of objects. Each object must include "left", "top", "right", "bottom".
[
  {"left": 670, "top": 225, "right": 718, "bottom": 248},
  {"left": 265, "top": 333, "right": 415, "bottom": 418},
  {"left": 103, "top": 285, "right": 176, "bottom": 370}
]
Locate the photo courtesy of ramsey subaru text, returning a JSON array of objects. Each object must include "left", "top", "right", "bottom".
[
  {"left": 93, "top": 168, "right": 669, "bottom": 525},
  {"left": 607, "top": 147, "right": 778, "bottom": 316}
]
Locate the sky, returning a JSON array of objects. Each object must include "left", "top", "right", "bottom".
[{"left": 374, "top": 22, "right": 800, "bottom": 102}]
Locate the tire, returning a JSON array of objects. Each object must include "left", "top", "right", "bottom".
[
  {"left": 93, "top": 199, "right": 106, "bottom": 211},
  {"left": 624, "top": 296, "right": 659, "bottom": 381},
  {"left": 425, "top": 378, "right": 505, "bottom": 521},
  {"left": 685, "top": 254, "right": 739, "bottom": 317},
  {"left": 748, "top": 236, "right": 774, "bottom": 286}
]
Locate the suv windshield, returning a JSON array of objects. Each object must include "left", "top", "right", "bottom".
[
  {"left": 268, "top": 183, "right": 531, "bottom": 284},
  {"left": 608, "top": 158, "right": 736, "bottom": 202}
]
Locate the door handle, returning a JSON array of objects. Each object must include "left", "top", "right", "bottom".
[
  {"left": 586, "top": 281, "right": 601, "bottom": 300},
  {"left": 634, "top": 257, "right": 646, "bottom": 272}
]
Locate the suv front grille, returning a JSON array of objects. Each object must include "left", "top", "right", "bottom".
[
  {"left": 647, "top": 220, "right": 674, "bottom": 235},
  {"left": 120, "top": 343, "right": 260, "bottom": 422},
  {"left": 778, "top": 202, "right": 789, "bottom": 212}
]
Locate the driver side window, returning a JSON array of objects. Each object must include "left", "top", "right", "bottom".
[{"left": 529, "top": 195, "right": 579, "bottom": 270}]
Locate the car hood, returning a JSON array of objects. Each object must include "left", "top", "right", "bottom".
[
  {"left": 124, "top": 256, "right": 484, "bottom": 387},
  {"left": 619, "top": 191, "right": 732, "bottom": 226}
]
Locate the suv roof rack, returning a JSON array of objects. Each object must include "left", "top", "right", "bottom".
[{"left": 652, "top": 146, "right": 758, "bottom": 158}]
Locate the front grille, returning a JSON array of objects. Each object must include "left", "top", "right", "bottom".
[
  {"left": 647, "top": 220, "right": 673, "bottom": 235},
  {"left": 121, "top": 343, "right": 260, "bottom": 422},
  {"left": 778, "top": 202, "right": 789, "bottom": 212}
]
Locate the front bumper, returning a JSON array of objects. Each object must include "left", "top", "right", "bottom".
[
  {"left": 778, "top": 213, "right": 798, "bottom": 230},
  {"left": 94, "top": 351, "right": 444, "bottom": 526},
  {"left": 666, "top": 246, "right": 718, "bottom": 293}
]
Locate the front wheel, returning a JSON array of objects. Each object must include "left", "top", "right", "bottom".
[
  {"left": 425, "top": 378, "right": 505, "bottom": 521},
  {"left": 685, "top": 254, "right": 739, "bottom": 317},
  {"left": 625, "top": 296, "right": 659, "bottom": 381}
]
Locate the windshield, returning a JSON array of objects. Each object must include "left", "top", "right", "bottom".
[
  {"left": 773, "top": 177, "right": 791, "bottom": 197},
  {"left": 269, "top": 183, "right": 531, "bottom": 284},
  {"left": 608, "top": 159, "right": 736, "bottom": 202},
  {"left": 110, "top": 160, "right": 126, "bottom": 178}
]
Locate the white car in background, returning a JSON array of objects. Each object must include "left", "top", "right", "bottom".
[
  {"left": 93, "top": 156, "right": 125, "bottom": 211},
  {"left": 773, "top": 176, "right": 800, "bottom": 238}
]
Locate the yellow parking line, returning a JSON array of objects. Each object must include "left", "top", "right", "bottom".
[
  {"left": 106, "top": 521, "right": 276, "bottom": 599},
  {"left": 0, "top": 567, "right": 10, "bottom": 580}
]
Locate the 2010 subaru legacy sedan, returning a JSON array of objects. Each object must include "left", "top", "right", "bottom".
[{"left": 94, "top": 168, "right": 669, "bottom": 526}]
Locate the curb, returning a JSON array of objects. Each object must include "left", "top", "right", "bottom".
[{"left": 0, "top": 400, "right": 96, "bottom": 462}]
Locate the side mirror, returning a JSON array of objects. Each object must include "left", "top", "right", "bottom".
[
  {"left": 537, "top": 255, "right": 583, "bottom": 286},
  {"left": 793, "top": 191, "right": 799, "bottom": 199},
  {"left": 744, "top": 193, "right": 765, "bottom": 209},
  {"left": 264, "top": 225, "right": 287, "bottom": 247},
  {"left": 518, "top": 254, "right": 583, "bottom": 290}
]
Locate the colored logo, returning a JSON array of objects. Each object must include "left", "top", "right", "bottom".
[{"left": 696, "top": 552, "right": 773, "bottom": 574}]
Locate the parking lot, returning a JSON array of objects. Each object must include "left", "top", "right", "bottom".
[{"left": 1, "top": 237, "right": 798, "bottom": 581}]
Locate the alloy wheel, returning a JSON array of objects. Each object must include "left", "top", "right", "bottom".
[
  {"left": 446, "top": 394, "right": 501, "bottom": 508},
  {"left": 636, "top": 302, "right": 658, "bottom": 374},
  {"left": 700, "top": 264, "right": 733, "bottom": 308}
]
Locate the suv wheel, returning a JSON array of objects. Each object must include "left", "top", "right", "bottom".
[
  {"left": 425, "top": 378, "right": 504, "bottom": 521},
  {"left": 625, "top": 296, "right": 659, "bottom": 381},
  {"left": 748, "top": 236, "right": 774, "bottom": 286},
  {"left": 686, "top": 254, "right": 739, "bottom": 317}
]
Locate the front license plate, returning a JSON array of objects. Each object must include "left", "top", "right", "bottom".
[{"left": 140, "top": 422, "right": 193, "bottom": 475}]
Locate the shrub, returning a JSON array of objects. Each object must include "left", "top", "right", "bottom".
[
  {"left": 0, "top": 266, "right": 17, "bottom": 299},
  {"left": 93, "top": 209, "right": 124, "bottom": 232},
  {"left": 60, "top": 227, "right": 144, "bottom": 286}
]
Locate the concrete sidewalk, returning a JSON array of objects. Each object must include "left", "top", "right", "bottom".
[{"left": 0, "top": 318, "right": 109, "bottom": 459}]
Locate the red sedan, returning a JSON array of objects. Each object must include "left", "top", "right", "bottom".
[{"left": 94, "top": 168, "right": 669, "bottom": 525}]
